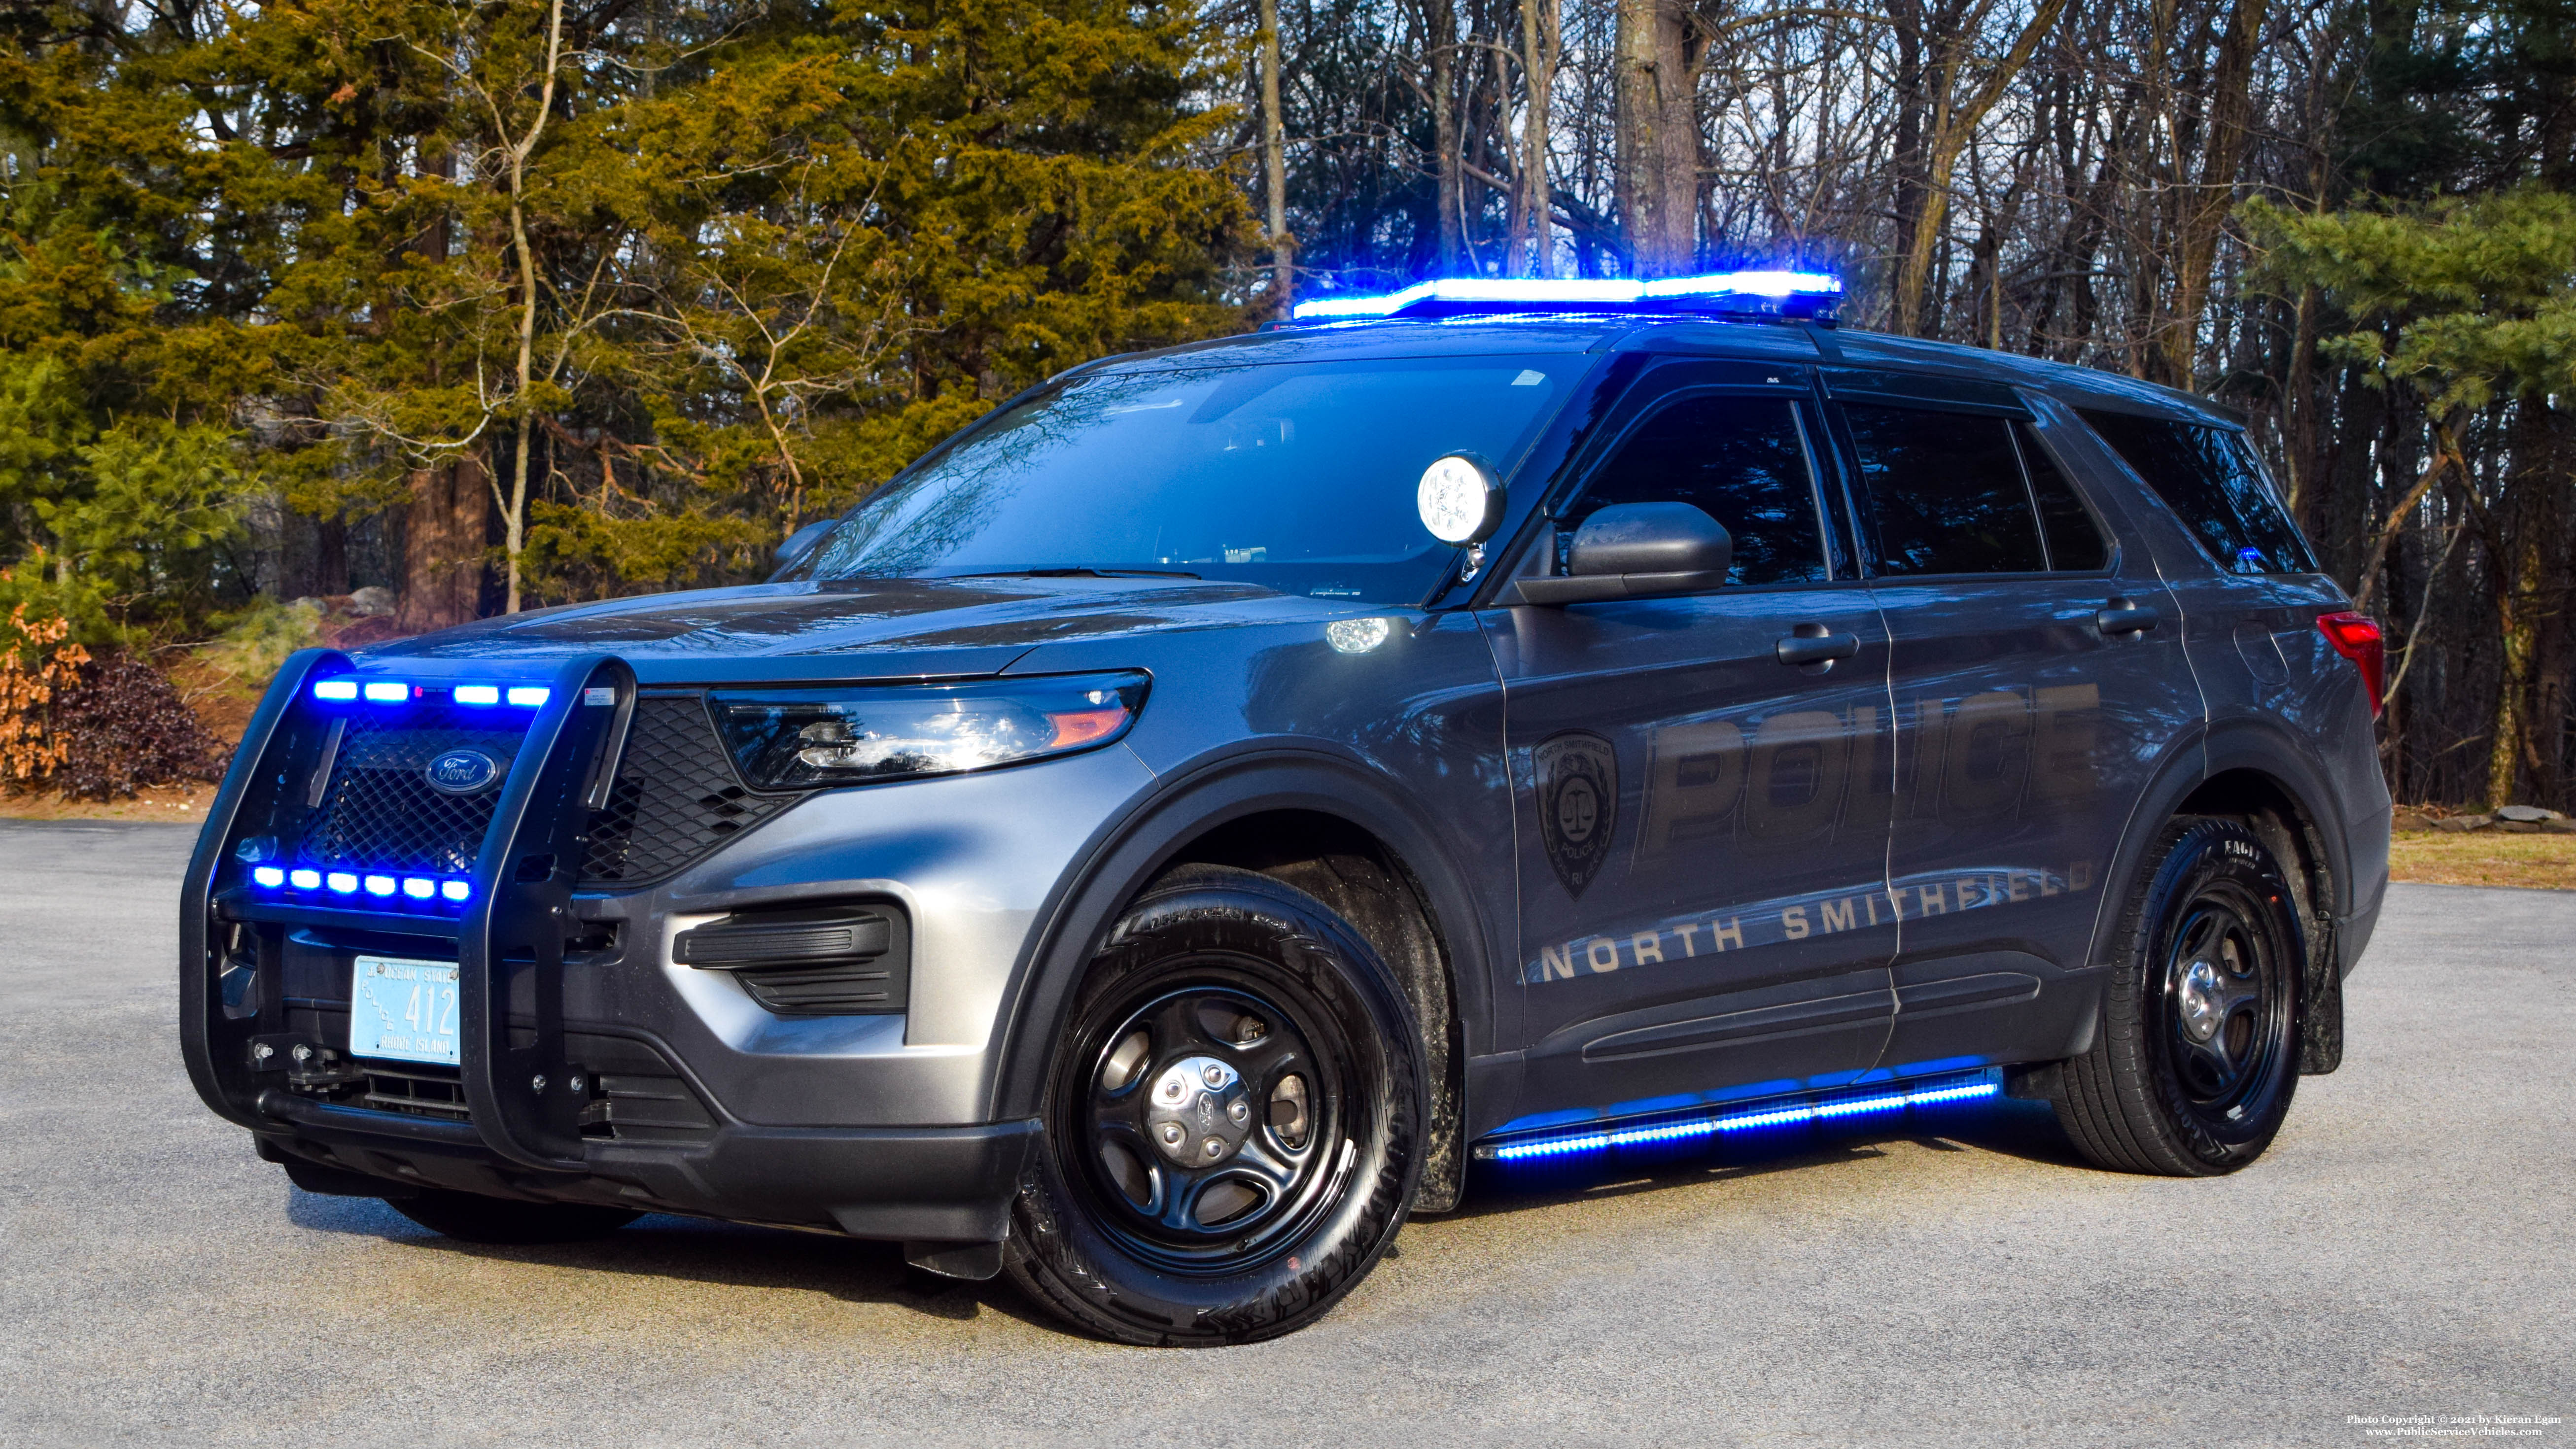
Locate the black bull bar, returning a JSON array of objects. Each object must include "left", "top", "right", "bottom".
[{"left": 179, "top": 647, "right": 639, "bottom": 1173}]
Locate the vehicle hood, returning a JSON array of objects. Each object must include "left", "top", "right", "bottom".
[{"left": 358, "top": 575, "right": 1372, "bottom": 683}]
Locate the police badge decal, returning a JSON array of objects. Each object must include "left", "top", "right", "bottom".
[{"left": 1534, "top": 730, "right": 1617, "bottom": 897}]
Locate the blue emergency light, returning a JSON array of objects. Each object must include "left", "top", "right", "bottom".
[{"left": 1289, "top": 270, "right": 1844, "bottom": 323}]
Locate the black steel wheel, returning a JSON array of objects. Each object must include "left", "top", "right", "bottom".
[
  {"left": 2054, "top": 817, "right": 2304, "bottom": 1175},
  {"left": 389, "top": 1189, "right": 642, "bottom": 1244},
  {"left": 1005, "top": 864, "right": 1424, "bottom": 1346}
]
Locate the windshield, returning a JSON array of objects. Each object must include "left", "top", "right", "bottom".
[{"left": 801, "top": 353, "right": 1584, "bottom": 604}]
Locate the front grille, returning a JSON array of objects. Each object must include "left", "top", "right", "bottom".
[
  {"left": 301, "top": 704, "right": 527, "bottom": 874},
  {"left": 360, "top": 1064, "right": 471, "bottom": 1121},
  {"left": 578, "top": 695, "right": 794, "bottom": 887},
  {"left": 287, "top": 692, "right": 792, "bottom": 894}
]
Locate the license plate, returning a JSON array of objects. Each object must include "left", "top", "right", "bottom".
[{"left": 348, "top": 955, "right": 462, "bottom": 1067}]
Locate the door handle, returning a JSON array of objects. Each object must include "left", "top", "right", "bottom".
[
  {"left": 1775, "top": 624, "right": 1861, "bottom": 669},
  {"left": 2096, "top": 598, "right": 2161, "bottom": 636}
]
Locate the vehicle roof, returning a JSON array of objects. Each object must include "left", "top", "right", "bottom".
[{"left": 1095, "top": 313, "right": 2243, "bottom": 428}]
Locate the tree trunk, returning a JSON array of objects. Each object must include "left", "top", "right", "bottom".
[
  {"left": 398, "top": 449, "right": 491, "bottom": 634},
  {"left": 1519, "top": 0, "right": 1557, "bottom": 277},
  {"left": 1426, "top": 0, "right": 1463, "bottom": 273},
  {"left": 1260, "top": 0, "right": 1293, "bottom": 313},
  {"left": 1891, "top": 0, "right": 2072, "bottom": 334},
  {"left": 2157, "top": 0, "right": 2268, "bottom": 387},
  {"left": 1615, "top": 0, "right": 1694, "bottom": 276}
]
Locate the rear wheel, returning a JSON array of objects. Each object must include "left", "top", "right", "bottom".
[
  {"left": 1005, "top": 865, "right": 1424, "bottom": 1346},
  {"left": 2055, "top": 817, "right": 2303, "bottom": 1175},
  {"left": 390, "top": 1189, "right": 642, "bottom": 1244}
]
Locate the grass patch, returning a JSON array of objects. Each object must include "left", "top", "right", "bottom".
[{"left": 2388, "top": 829, "right": 2576, "bottom": 891}]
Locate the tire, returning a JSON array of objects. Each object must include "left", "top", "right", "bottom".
[
  {"left": 1004, "top": 864, "right": 1425, "bottom": 1346},
  {"left": 389, "top": 1189, "right": 642, "bottom": 1244},
  {"left": 2055, "top": 816, "right": 2304, "bottom": 1176}
]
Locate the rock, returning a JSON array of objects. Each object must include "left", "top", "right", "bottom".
[
  {"left": 2494, "top": 804, "right": 2564, "bottom": 823},
  {"left": 2493, "top": 820, "right": 2542, "bottom": 833},
  {"left": 2433, "top": 815, "right": 2488, "bottom": 832},
  {"left": 347, "top": 586, "right": 396, "bottom": 617},
  {"left": 2544, "top": 818, "right": 2576, "bottom": 835},
  {"left": 2391, "top": 808, "right": 2437, "bottom": 832}
]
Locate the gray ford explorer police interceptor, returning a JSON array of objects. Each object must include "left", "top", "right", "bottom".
[{"left": 181, "top": 271, "right": 2391, "bottom": 1346}]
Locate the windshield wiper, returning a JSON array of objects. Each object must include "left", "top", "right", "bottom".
[{"left": 957, "top": 566, "right": 1202, "bottom": 580}]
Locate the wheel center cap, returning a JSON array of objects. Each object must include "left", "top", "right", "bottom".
[
  {"left": 2177, "top": 960, "right": 2224, "bottom": 1041},
  {"left": 1145, "top": 1055, "right": 1252, "bottom": 1166}
]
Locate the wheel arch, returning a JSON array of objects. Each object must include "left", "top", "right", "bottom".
[
  {"left": 987, "top": 747, "right": 1495, "bottom": 1213},
  {"left": 2094, "top": 719, "right": 2350, "bottom": 1074}
]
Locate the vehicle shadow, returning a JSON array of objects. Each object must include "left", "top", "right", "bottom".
[
  {"left": 274, "top": 1097, "right": 2085, "bottom": 1331},
  {"left": 283, "top": 1189, "right": 1044, "bottom": 1328}
]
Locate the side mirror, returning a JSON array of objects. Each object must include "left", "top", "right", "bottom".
[
  {"left": 1516, "top": 502, "right": 1732, "bottom": 607},
  {"left": 771, "top": 518, "right": 835, "bottom": 578}
]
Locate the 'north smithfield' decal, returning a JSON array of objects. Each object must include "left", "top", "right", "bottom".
[{"left": 1522, "top": 861, "right": 2096, "bottom": 984}]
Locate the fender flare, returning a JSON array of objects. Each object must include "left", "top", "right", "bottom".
[
  {"left": 983, "top": 743, "right": 1501, "bottom": 1125},
  {"left": 2084, "top": 713, "right": 2348, "bottom": 966}
]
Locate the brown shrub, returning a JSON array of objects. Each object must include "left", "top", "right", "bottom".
[
  {"left": 49, "top": 651, "right": 232, "bottom": 799},
  {"left": 3, "top": 609, "right": 229, "bottom": 800}
]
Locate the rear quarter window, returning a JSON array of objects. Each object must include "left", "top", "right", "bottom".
[{"left": 2077, "top": 410, "right": 2316, "bottom": 575}]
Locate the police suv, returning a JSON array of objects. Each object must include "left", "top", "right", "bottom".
[{"left": 182, "top": 273, "right": 2391, "bottom": 1345}]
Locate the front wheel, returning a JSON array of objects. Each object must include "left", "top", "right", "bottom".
[
  {"left": 2055, "top": 816, "right": 2304, "bottom": 1175},
  {"left": 1005, "top": 865, "right": 1425, "bottom": 1346}
]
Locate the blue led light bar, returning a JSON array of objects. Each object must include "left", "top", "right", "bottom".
[
  {"left": 454, "top": 685, "right": 501, "bottom": 706},
  {"left": 248, "top": 863, "right": 474, "bottom": 907},
  {"left": 361, "top": 682, "right": 409, "bottom": 704},
  {"left": 506, "top": 686, "right": 551, "bottom": 708},
  {"left": 1485, "top": 1073, "right": 2000, "bottom": 1163},
  {"left": 1289, "top": 270, "right": 1844, "bottom": 323},
  {"left": 311, "top": 679, "right": 358, "bottom": 701}
]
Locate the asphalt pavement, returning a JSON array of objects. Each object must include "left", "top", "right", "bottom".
[{"left": 1, "top": 819, "right": 2568, "bottom": 1447}]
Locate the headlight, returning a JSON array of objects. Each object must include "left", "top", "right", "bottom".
[{"left": 709, "top": 671, "right": 1150, "bottom": 790}]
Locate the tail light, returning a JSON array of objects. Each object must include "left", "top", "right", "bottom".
[{"left": 2317, "top": 611, "right": 2385, "bottom": 718}]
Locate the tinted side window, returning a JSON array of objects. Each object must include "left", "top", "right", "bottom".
[
  {"left": 1566, "top": 393, "right": 1827, "bottom": 585},
  {"left": 2016, "top": 424, "right": 2109, "bottom": 570},
  {"left": 1842, "top": 404, "right": 2046, "bottom": 575},
  {"left": 2077, "top": 410, "right": 2316, "bottom": 574}
]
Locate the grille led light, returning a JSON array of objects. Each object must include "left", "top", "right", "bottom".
[
  {"left": 325, "top": 872, "right": 359, "bottom": 894},
  {"left": 454, "top": 685, "right": 501, "bottom": 706},
  {"left": 442, "top": 880, "right": 472, "bottom": 902},
  {"left": 402, "top": 877, "right": 436, "bottom": 899},
  {"left": 252, "top": 866, "right": 285, "bottom": 888},
  {"left": 289, "top": 868, "right": 321, "bottom": 889},
  {"left": 506, "top": 686, "right": 550, "bottom": 708},
  {"left": 1289, "top": 270, "right": 1844, "bottom": 322},
  {"left": 1487, "top": 1075, "right": 2000, "bottom": 1162},
  {"left": 311, "top": 679, "right": 358, "bottom": 701},
  {"left": 363, "top": 874, "right": 398, "bottom": 897}
]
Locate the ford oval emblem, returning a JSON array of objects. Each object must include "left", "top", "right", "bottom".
[{"left": 424, "top": 748, "right": 501, "bottom": 796}]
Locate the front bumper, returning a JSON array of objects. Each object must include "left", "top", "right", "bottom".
[
  {"left": 181, "top": 649, "right": 1136, "bottom": 1245},
  {"left": 257, "top": 1092, "right": 1038, "bottom": 1242}
]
